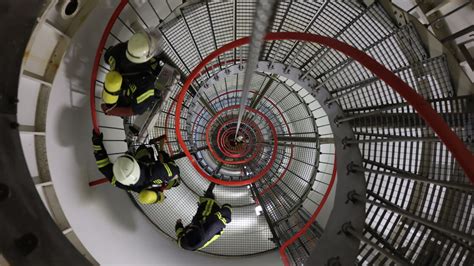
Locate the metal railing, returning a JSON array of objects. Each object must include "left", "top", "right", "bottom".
[{"left": 88, "top": 0, "right": 473, "bottom": 265}]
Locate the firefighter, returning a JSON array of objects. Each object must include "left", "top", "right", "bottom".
[
  {"left": 101, "top": 30, "right": 165, "bottom": 116},
  {"left": 175, "top": 183, "right": 232, "bottom": 251},
  {"left": 92, "top": 130, "right": 180, "bottom": 204}
]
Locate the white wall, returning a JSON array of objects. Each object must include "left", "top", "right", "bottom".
[{"left": 45, "top": 1, "right": 281, "bottom": 265}]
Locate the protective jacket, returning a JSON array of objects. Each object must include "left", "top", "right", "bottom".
[
  {"left": 175, "top": 198, "right": 232, "bottom": 251},
  {"left": 103, "top": 42, "right": 162, "bottom": 115},
  {"left": 93, "top": 139, "right": 179, "bottom": 192}
]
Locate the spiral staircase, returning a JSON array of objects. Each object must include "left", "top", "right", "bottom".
[{"left": 1, "top": 0, "right": 473, "bottom": 266}]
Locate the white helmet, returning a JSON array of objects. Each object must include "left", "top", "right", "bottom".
[
  {"left": 113, "top": 155, "right": 140, "bottom": 186},
  {"left": 126, "top": 31, "right": 160, "bottom": 64}
]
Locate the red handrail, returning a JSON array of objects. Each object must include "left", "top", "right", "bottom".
[
  {"left": 90, "top": 0, "right": 128, "bottom": 134},
  {"left": 88, "top": 178, "right": 109, "bottom": 187},
  {"left": 88, "top": 0, "right": 127, "bottom": 187},
  {"left": 202, "top": 105, "right": 279, "bottom": 186},
  {"left": 174, "top": 32, "right": 474, "bottom": 184},
  {"left": 88, "top": 7, "right": 474, "bottom": 260}
]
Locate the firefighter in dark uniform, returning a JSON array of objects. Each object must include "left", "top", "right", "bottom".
[
  {"left": 175, "top": 183, "right": 232, "bottom": 250},
  {"left": 92, "top": 131, "right": 180, "bottom": 204},
  {"left": 101, "top": 30, "right": 165, "bottom": 117}
]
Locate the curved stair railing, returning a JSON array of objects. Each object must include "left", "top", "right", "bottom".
[{"left": 89, "top": 1, "right": 474, "bottom": 265}]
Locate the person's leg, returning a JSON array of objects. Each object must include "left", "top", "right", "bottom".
[
  {"left": 192, "top": 200, "right": 208, "bottom": 224},
  {"left": 193, "top": 183, "right": 217, "bottom": 224}
]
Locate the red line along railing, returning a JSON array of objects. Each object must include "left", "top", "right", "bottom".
[
  {"left": 90, "top": 0, "right": 128, "bottom": 135},
  {"left": 172, "top": 32, "right": 474, "bottom": 264},
  {"left": 88, "top": 1, "right": 473, "bottom": 264},
  {"left": 88, "top": 0, "right": 127, "bottom": 186},
  {"left": 174, "top": 32, "right": 474, "bottom": 184}
]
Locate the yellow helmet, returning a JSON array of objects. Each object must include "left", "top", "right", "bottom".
[
  {"left": 102, "top": 71, "right": 123, "bottom": 104},
  {"left": 138, "top": 190, "right": 165, "bottom": 204}
]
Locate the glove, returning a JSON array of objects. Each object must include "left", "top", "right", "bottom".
[
  {"left": 92, "top": 130, "right": 103, "bottom": 145},
  {"left": 175, "top": 219, "right": 183, "bottom": 231},
  {"left": 171, "top": 177, "right": 181, "bottom": 188}
]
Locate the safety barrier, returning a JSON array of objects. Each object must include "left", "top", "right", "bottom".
[
  {"left": 173, "top": 32, "right": 473, "bottom": 184},
  {"left": 88, "top": 0, "right": 473, "bottom": 264}
]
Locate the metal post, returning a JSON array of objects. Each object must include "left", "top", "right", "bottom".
[
  {"left": 440, "top": 25, "right": 474, "bottom": 43},
  {"left": 269, "top": 40, "right": 282, "bottom": 68},
  {"left": 127, "top": 2, "right": 149, "bottom": 29},
  {"left": 212, "top": 163, "right": 223, "bottom": 176},
  {"left": 300, "top": 49, "right": 331, "bottom": 80},
  {"left": 250, "top": 74, "right": 277, "bottom": 109},
  {"left": 198, "top": 96, "right": 220, "bottom": 121},
  {"left": 281, "top": 0, "right": 329, "bottom": 63},
  {"left": 285, "top": 42, "right": 306, "bottom": 70}
]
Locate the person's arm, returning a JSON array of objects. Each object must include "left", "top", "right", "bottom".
[
  {"left": 148, "top": 57, "right": 162, "bottom": 76},
  {"left": 92, "top": 130, "right": 130, "bottom": 190},
  {"left": 192, "top": 199, "right": 211, "bottom": 223},
  {"left": 103, "top": 47, "right": 112, "bottom": 66},
  {"left": 175, "top": 219, "right": 185, "bottom": 239},
  {"left": 103, "top": 46, "right": 117, "bottom": 70},
  {"left": 158, "top": 150, "right": 171, "bottom": 164},
  {"left": 131, "top": 88, "right": 157, "bottom": 115},
  {"left": 104, "top": 43, "right": 128, "bottom": 70},
  {"left": 92, "top": 130, "right": 113, "bottom": 181},
  {"left": 159, "top": 137, "right": 166, "bottom": 153},
  {"left": 131, "top": 74, "right": 161, "bottom": 115}
]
